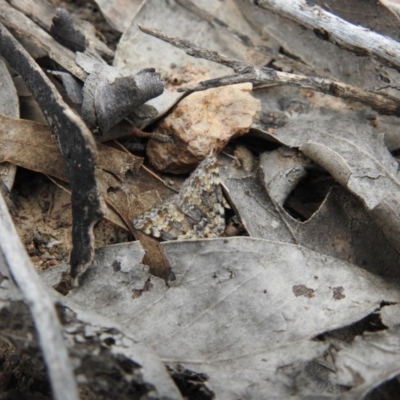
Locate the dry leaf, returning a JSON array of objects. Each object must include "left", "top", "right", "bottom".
[
  {"left": 0, "top": 114, "right": 142, "bottom": 181},
  {"left": 55, "top": 237, "right": 400, "bottom": 398},
  {"left": 252, "top": 86, "right": 400, "bottom": 255},
  {"left": 258, "top": 148, "right": 400, "bottom": 278}
]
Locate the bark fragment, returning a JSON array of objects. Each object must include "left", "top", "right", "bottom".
[
  {"left": 81, "top": 64, "right": 164, "bottom": 134},
  {"left": 0, "top": 22, "right": 103, "bottom": 286},
  {"left": 51, "top": 8, "right": 86, "bottom": 52}
]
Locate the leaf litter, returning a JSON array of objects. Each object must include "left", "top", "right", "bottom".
[{"left": 1, "top": 0, "right": 400, "bottom": 399}]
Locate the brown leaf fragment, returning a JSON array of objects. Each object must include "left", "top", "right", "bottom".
[
  {"left": 0, "top": 114, "right": 142, "bottom": 182},
  {"left": 234, "top": 145, "right": 255, "bottom": 172},
  {"left": 134, "top": 231, "right": 172, "bottom": 280},
  {"left": 98, "top": 168, "right": 173, "bottom": 279},
  {"left": 105, "top": 185, "right": 162, "bottom": 229},
  {"left": 146, "top": 83, "right": 261, "bottom": 173}
]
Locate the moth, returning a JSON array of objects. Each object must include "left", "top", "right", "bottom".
[{"left": 132, "top": 156, "right": 225, "bottom": 240}]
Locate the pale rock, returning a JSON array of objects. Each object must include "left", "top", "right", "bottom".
[{"left": 146, "top": 83, "right": 261, "bottom": 173}]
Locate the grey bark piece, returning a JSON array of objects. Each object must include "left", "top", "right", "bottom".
[
  {"left": 0, "top": 0, "right": 86, "bottom": 80},
  {"left": 0, "top": 57, "right": 19, "bottom": 189},
  {"left": 8, "top": 0, "right": 114, "bottom": 62},
  {"left": 51, "top": 8, "right": 86, "bottom": 53},
  {"left": 38, "top": 242, "right": 182, "bottom": 398},
  {"left": 0, "top": 21, "right": 104, "bottom": 286},
  {"left": 41, "top": 242, "right": 182, "bottom": 398},
  {"left": 62, "top": 236, "right": 400, "bottom": 397},
  {"left": 81, "top": 63, "right": 164, "bottom": 134},
  {"left": 0, "top": 191, "right": 79, "bottom": 400},
  {"left": 56, "top": 297, "right": 183, "bottom": 399}
]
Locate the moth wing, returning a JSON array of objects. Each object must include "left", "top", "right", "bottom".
[
  {"left": 132, "top": 155, "right": 225, "bottom": 240},
  {"left": 132, "top": 199, "right": 196, "bottom": 240}
]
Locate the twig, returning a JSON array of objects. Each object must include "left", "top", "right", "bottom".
[
  {"left": 176, "top": 0, "right": 325, "bottom": 77},
  {"left": 131, "top": 126, "right": 173, "bottom": 143},
  {"left": 0, "top": 192, "right": 79, "bottom": 400},
  {"left": 138, "top": 24, "right": 249, "bottom": 73},
  {"left": 139, "top": 25, "right": 400, "bottom": 116},
  {"left": 141, "top": 166, "right": 179, "bottom": 193},
  {"left": 253, "top": 0, "right": 400, "bottom": 72},
  {"left": 46, "top": 175, "right": 71, "bottom": 195}
]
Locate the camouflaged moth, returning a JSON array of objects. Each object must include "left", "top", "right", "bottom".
[{"left": 132, "top": 156, "right": 225, "bottom": 240}]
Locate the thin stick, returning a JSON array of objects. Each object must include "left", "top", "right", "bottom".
[
  {"left": 131, "top": 126, "right": 173, "bottom": 143},
  {"left": 46, "top": 175, "right": 71, "bottom": 195},
  {"left": 139, "top": 24, "right": 249, "bottom": 73},
  {"left": 141, "top": 165, "right": 179, "bottom": 194},
  {"left": 176, "top": 0, "right": 324, "bottom": 77},
  {"left": 0, "top": 191, "right": 79, "bottom": 400},
  {"left": 113, "top": 140, "right": 178, "bottom": 193},
  {"left": 139, "top": 25, "right": 400, "bottom": 116}
]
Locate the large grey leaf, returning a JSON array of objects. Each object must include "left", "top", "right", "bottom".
[{"left": 60, "top": 238, "right": 400, "bottom": 398}]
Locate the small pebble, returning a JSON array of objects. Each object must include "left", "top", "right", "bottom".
[
  {"left": 30, "top": 255, "right": 43, "bottom": 264},
  {"left": 225, "top": 224, "right": 239, "bottom": 237}
]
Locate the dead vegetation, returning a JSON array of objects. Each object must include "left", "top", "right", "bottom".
[{"left": 1, "top": 0, "right": 400, "bottom": 399}]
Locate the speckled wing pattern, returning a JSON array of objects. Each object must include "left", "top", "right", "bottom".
[{"left": 132, "top": 156, "right": 225, "bottom": 240}]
